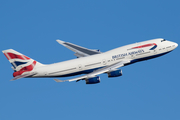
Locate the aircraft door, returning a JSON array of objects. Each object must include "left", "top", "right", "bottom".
[
  {"left": 78, "top": 64, "right": 83, "bottom": 70},
  {"left": 102, "top": 59, "right": 107, "bottom": 65},
  {"left": 154, "top": 49, "right": 157, "bottom": 54},
  {"left": 131, "top": 54, "right": 135, "bottom": 59}
]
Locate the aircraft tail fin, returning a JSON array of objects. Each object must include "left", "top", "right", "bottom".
[{"left": 2, "top": 49, "right": 45, "bottom": 78}]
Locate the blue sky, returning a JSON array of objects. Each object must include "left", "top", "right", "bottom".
[{"left": 0, "top": 0, "right": 180, "bottom": 120}]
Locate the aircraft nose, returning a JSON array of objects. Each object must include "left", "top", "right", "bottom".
[{"left": 174, "top": 42, "right": 178, "bottom": 48}]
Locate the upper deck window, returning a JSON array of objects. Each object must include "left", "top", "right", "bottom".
[{"left": 161, "top": 39, "right": 166, "bottom": 42}]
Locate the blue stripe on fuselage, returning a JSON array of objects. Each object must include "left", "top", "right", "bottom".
[{"left": 150, "top": 45, "right": 157, "bottom": 50}]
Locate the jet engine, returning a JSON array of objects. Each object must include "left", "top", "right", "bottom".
[
  {"left": 107, "top": 69, "right": 122, "bottom": 77},
  {"left": 85, "top": 76, "right": 100, "bottom": 84}
]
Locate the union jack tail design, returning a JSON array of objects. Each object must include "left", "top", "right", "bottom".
[{"left": 2, "top": 49, "right": 44, "bottom": 77}]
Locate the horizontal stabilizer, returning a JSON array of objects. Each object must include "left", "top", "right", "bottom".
[{"left": 10, "top": 72, "right": 37, "bottom": 81}]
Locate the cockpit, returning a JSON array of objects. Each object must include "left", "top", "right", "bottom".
[{"left": 161, "top": 39, "right": 166, "bottom": 42}]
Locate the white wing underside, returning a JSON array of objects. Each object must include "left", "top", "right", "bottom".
[
  {"left": 54, "top": 60, "right": 130, "bottom": 83},
  {"left": 56, "top": 40, "right": 101, "bottom": 58}
]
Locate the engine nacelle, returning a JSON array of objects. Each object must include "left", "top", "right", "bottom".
[
  {"left": 107, "top": 69, "right": 122, "bottom": 77},
  {"left": 85, "top": 76, "right": 100, "bottom": 84}
]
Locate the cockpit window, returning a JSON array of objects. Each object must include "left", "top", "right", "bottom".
[{"left": 161, "top": 39, "right": 166, "bottom": 42}]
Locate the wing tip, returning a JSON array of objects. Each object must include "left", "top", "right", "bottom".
[{"left": 56, "top": 39, "right": 65, "bottom": 44}]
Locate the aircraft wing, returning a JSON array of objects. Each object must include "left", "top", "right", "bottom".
[
  {"left": 10, "top": 72, "right": 37, "bottom": 81},
  {"left": 56, "top": 40, "right": 101, "bottom": 58},
  {"left": 54, "top": 60, "right": 130, "bottom": 83}
]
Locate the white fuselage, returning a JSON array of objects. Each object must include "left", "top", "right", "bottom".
[{"left": 33, "top": 38, "right": 178, "bottom": 78}]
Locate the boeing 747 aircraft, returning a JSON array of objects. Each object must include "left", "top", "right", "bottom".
[{"left": 2, "top": 38, "right": 178, "bottom": 84}]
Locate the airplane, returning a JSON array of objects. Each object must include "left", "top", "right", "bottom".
[{"left": 2, "top": 38, "right": 178, "bottom": 84}]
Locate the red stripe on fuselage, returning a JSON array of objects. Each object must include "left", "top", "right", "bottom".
[
  {"left": 13, "top": 61, "right": 36, "bottom": 77},
  {"left": 132, "top": 43, "right": 156, "bottom": 49}
]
